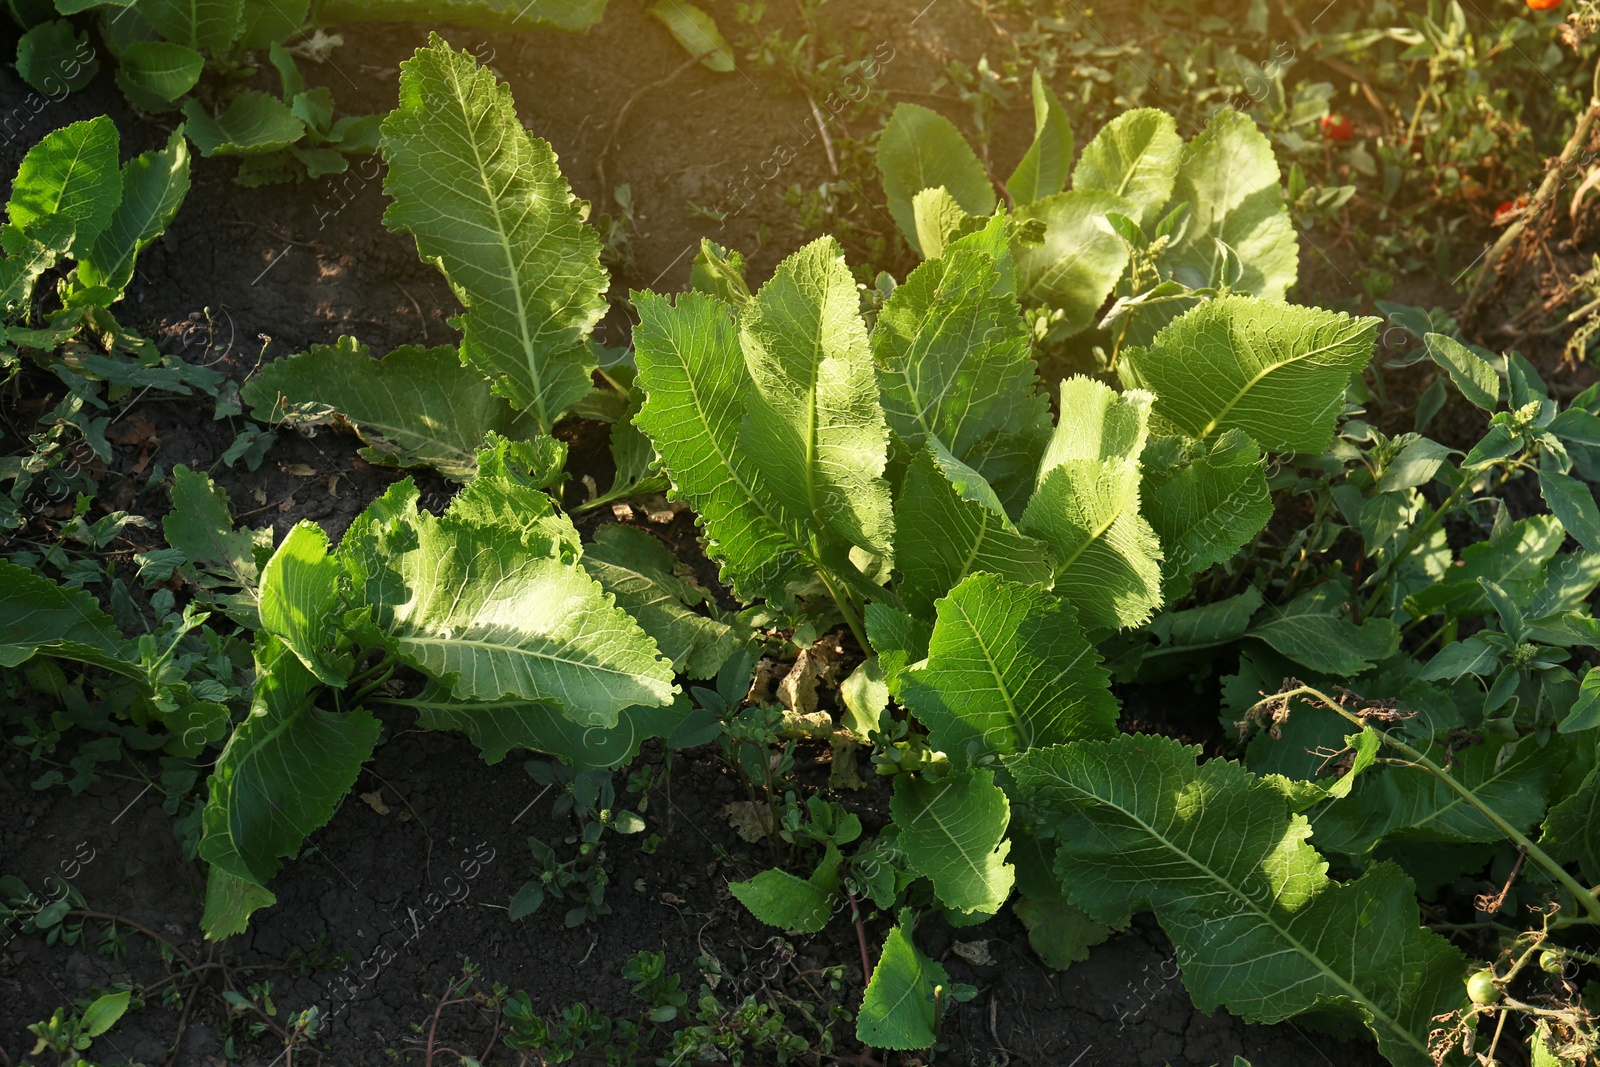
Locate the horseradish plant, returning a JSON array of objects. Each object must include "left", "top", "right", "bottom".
[
  {"left": 186, "top": 39, "right": 754, "bottom": 937},
  {"left": 3, "top": 40, "right": 729, "bottom": 938},
  {"left": 631, "top": 104, "right": 1600, "bottom": 1062},
  {"left": 878, "top": 73, "right": 1297, "bottom": 356},
  {"left": 240, "top": 32, "right": 658, "bottom": 498}
]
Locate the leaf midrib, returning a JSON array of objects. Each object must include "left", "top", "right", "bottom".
[
  {"left": 1197, "top": 331, "right": 1355, "bottom": 441},
  {"left": 444, "top": 60, "right": 548, "bottom": 432}
]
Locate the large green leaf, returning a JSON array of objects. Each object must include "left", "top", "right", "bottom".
[
  {"left": 1006, "top": 70, "right": 1073, "bottom": 205},
  {"left": 891, "top": 769, "right": 1013, "bottom": 914},
  {"left": 1405, "top": 515, "right": 1565, "bottom": 621},
  {"left": 865, "top": 602, "right": 931, "bottom": 692},
  {"left": 1119, "top": 296, "right": 1379, "bottom": 454},
  {"left": 877, "top": 103, "right": 996, "bottom": 255},
  {"left": 739, "top": 236, "right": 894, "bottom": 563},
  {"left": 241, "top": 337, "right": 531, "bottom": 480},
  {"left": 871, "top": 242, "right": 1049, "bottom": 513},
  {"left": 1020, "top": 377, "right": 1162, "bottom": 630},
  {"left": 394, "top": 684, "right": 693, "bottom": 768},
  {"left": 1009, "top": 734, "right": 1467, "bottom": 1067},
  {"left": 259, "top": 521, "right": 348, "bottom": 687},
  {"left": 898, "top": 572, "right": 1116, "bottom": 766},
  {"left": 1163, "top": 109, "right": 1297, "bottom": 299},
  {"left": 74, "top": 127, "right": 190, "bottom": 299},
  {"left": 1140, "top": 430, "right": 1272, "bottom": 597},
  {"left": 135, "top": 0, "right": 242, "bottom": 52},
  {"left": 351, "top": 485, "right": 674, "bottom": 728},
  {"left": 6, "top": 115, "right": 121, "bottom": 256},
  {"left": 312, "top": 0, "right": 605, "bottom": 32},
  {"left": 1312, "top": 735, "right": 1568, "bottom": 857},
  {"left": 239, "top": 0, "right": 308, "bottom": 49},
  {"left": 580, "top": 524, "right": 737, "bottom": 680},
  {"left": 1071, "top": 108, "right": 1182, "bottom": 227},
  {"left": 200, "top": 637, "right": 380, "bottom": 884},
  {"left": 894, "top": 443, "right": 1053, "bottom": 620},
  {"left": 856, "top": 918, "right": 950, "bottom": 1050},
  {"left": 0, "top": 559, "right": 134, "bottom": 674},
  {"left": 1012, "top": 190, "right": 1135, "bottom": 338},
  {"left": 632, "top": 290, "right": 800, "bottom": 602},
  {"left": 382, "top": 36, "right": 607, "bottom": 433}
]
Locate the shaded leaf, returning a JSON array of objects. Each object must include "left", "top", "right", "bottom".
[
  {"left": 184, "top": 91, "right": 305, "bottom": 156},
  {"left": 1248, "top": 580, "right": 1399, "bottom": 675},
  {"left": 163, "top": 465, "right": 270, "bottom": 628},
  {"left": 1010, "top": 735, "right": 1466, "bottom": 1067},
  {"left": 199, "top": 637, "right": 380, "bottom": 884},
  {"left": 136, "top": 0, "right": 242, "bottom": 51},
  {"left": 115, "top": 41, "right": 205, "bottom": 112},
  {"left": 580, "top": 523, "right": 737, "bottom": 679},
  {"left": 16, "top": 19, "right": 96, "bottom": 94},
  {"left": 396, "top": 684, "right": 694, "bottom": 768},
  {"left": 894, "top": 442, "right": 1053, "bottom": 619},
  {"left": 1140, "top": 430, "right": 1271, "bottom": 597}
]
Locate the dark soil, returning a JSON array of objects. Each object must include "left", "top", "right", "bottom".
[{"left": 5, "top": 1, "right": 1570, "bottom": 1064}]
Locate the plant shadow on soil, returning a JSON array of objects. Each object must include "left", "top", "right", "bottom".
[{"left": 3, "top": 0, "right": 1542, "bottom": 1062}]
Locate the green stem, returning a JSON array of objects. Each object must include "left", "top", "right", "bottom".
[
  {"left": 349, "top": 660, "right": 398, "bottom": 707},
  {"left": 1281, "top": 685, "right": 1600, "bottom": 922},
  {"left": 817, "top": 568, "right": 870, "bottom": 653}
]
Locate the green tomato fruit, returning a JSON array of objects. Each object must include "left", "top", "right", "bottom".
[
  {"left": 1466, "top": 970, "right": 1501, "bottom": 1006},
  {"left": 1540, "top": 949, "right": 1565, "bottom": 975}
]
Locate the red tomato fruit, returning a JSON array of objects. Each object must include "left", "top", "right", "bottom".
[
  {"left": 1321, "top": 114, "right": 1355, "bottom": 142},
  {"left": 1493, "top": 198, "right": 1526, "bottom": 224},
  {"left": 1526, "top": 0, "right": 1562, "bottom": 10}
]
